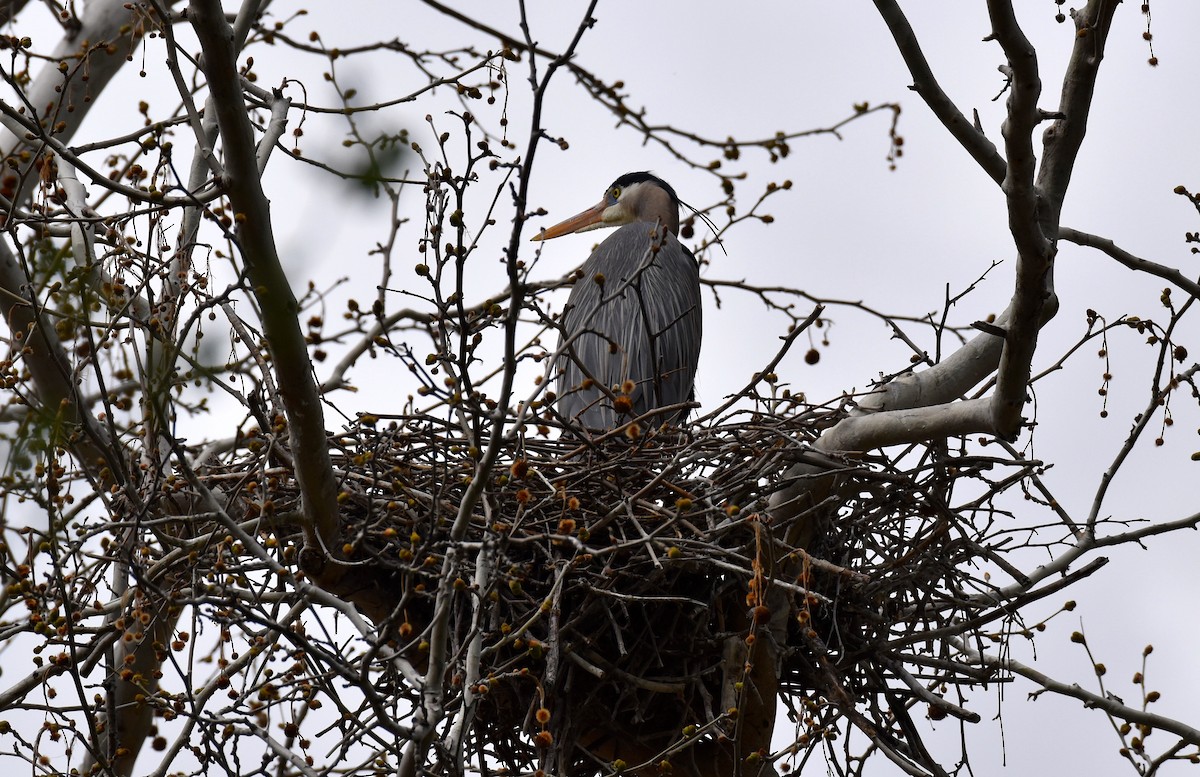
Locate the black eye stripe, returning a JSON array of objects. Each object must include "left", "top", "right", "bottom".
[{"left": 607, "top": 172, "right": 678, "bottom": 207}]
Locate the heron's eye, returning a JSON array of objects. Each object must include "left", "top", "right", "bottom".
[{"left": 609, "top": 186, "right": 622, "bottom": 200}]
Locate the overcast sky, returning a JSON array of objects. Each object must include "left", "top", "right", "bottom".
[
  {"left": 7, "top": 1, "right": 1200, "bottom": 773},
  {"left": 239, "top": 5, "right": 1199, "bottom": 769},
  {"left": 289, "top": 4, "right": 1200, "bottom": 772}
]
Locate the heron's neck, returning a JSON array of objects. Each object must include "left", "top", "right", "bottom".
[{"left": 642, "top": 185, "right": 679, "bottom": 236}]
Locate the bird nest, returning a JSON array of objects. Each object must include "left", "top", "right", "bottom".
[{"left": 184, "top": 400, "right": 1036, "bottom": 774}]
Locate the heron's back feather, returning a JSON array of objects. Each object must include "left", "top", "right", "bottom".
[{"left": 557, "top": 222, "right": 702, "bottom": 429}]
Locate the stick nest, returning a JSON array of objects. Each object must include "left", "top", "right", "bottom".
[{"left": 191, "top": 400, "right": 1035, "bottom": 774}]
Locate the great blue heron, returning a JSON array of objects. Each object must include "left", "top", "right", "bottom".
[{"left": 533, "top": 172, "right": 702, "bottom": 430}]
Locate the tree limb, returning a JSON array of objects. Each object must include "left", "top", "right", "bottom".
[
  {"left": 189, "top": 0, "right": 340, "bottom": 552},
  {"left": 871, "top": 0, "right": 1006, "bottom": 184},
  {"left": 951, "top": 638, "right": 1200, "bottom": 747},
  {"left": 1059, "top": 227, "right": 1200, "bottom": 300}
]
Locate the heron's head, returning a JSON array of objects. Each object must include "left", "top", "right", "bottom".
[{"left": 532, "top": 172, "right": 680, "bottom": 241}]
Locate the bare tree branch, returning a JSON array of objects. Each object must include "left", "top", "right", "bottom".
[
  {"left": 951, "top": 638, "right": 1200, "bottom": 747},
  {"left": 872, "top": 0, "right": 1006, "bottom": 184},
  {"left": 1060, "top": 226, "right": 1200, "bottom": 300},
  {"left": 189, "top": 0, "right": 340, "bottom": 552}
]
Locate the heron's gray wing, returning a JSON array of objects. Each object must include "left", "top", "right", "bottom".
[{"left": 557, "top": 223, "right": 702, "bottom": 429}]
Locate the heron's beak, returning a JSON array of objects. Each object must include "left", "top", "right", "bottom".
[{"left": 531, "top": 201, "right": 607, "bottom": 241}]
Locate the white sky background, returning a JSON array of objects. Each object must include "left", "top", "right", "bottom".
[
  {"left": 6, "top": 1, "right": 1200, "bottom": 774},
  {"left": 292, "top": 3, "right": 1200, "bottom": 772},
  {"left": 253, "top": 4, "right": 1197, "bottom": 772}
]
